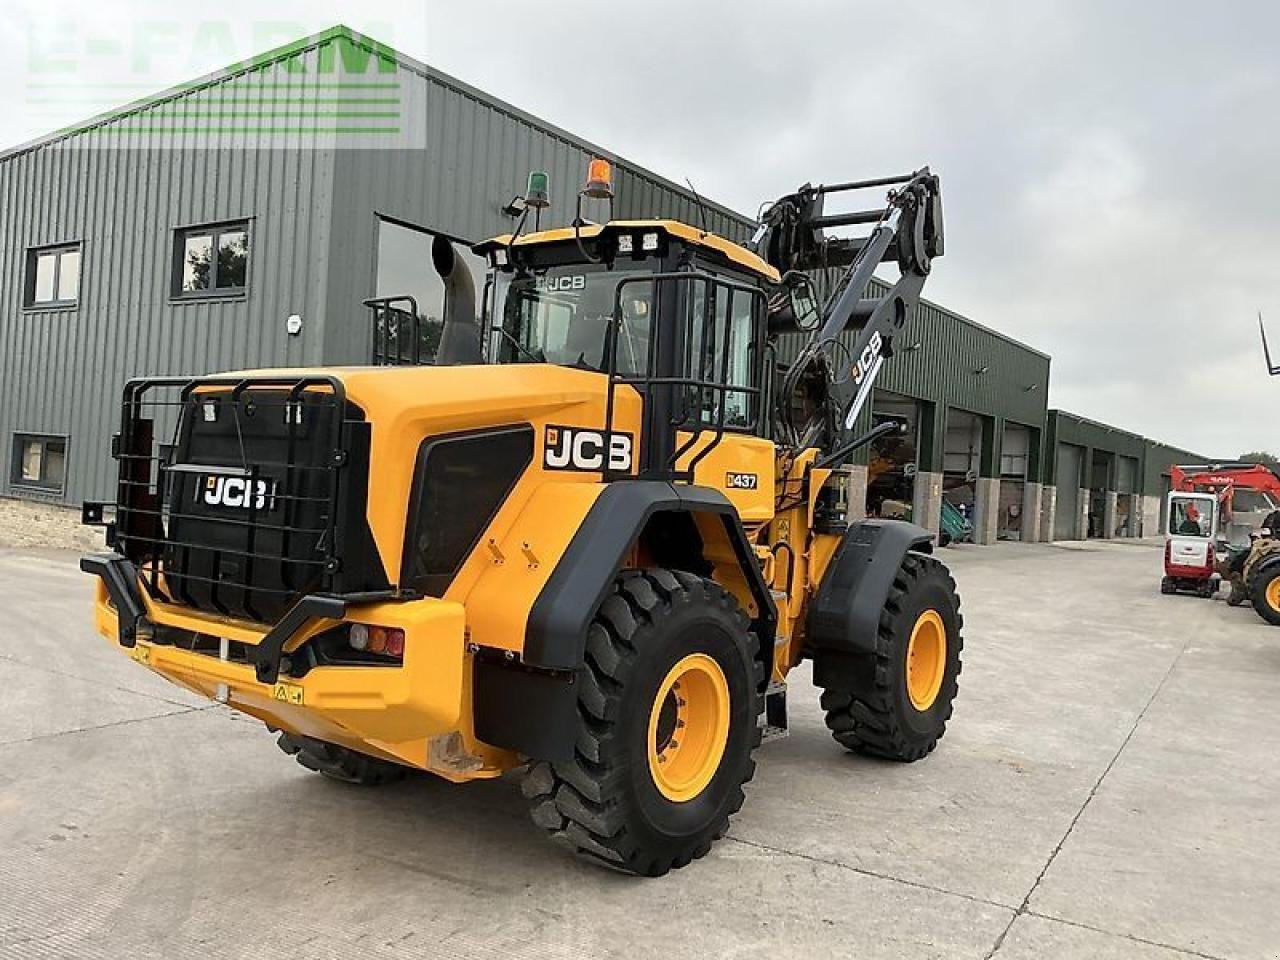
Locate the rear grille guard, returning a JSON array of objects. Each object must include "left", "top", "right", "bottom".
[
  {"left": 112, "top": 375, "right": 349, "bottom": 615},
  {"left": 85, "top": 374, "right": 410, "bottom": 682}
]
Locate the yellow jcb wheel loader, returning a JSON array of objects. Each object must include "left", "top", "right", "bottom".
[{"left": 82, "top": 161, "right": 961, "bottom": 876}]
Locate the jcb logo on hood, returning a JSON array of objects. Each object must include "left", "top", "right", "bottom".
[
  {"left": 544, "top": 425, "right": 633, "bottom": 473},
  {"left": 199, "top": 475, "right": 277, "bottom": 511}
]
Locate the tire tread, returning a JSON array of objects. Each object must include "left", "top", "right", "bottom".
[{"left": 520, "top": 568, "right": 762, "bottom": 876}]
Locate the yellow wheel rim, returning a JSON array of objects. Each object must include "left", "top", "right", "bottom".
[
  {"left": 905, "top": 609, "right": 947, "bottom": 712},
  {"left": 646, "top": 653, "right": 730, "bottom": 803},
  {"left": 1267, "top": 577, "right": 1280, "bottom": 614}
]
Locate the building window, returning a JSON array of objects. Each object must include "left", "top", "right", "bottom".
[
  {"left": 172, "top": 221, "right": 249, "bottom": 297},
  {"left": 11, "top": 434, "right": 67, "bottom": 494},
  {"left": 374, "top": 217, "right": 486, "bottom": 362},
  {"left": 25, "top": 244, "right": 81, "bottom": 307}
]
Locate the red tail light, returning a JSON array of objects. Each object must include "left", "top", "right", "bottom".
[{"left": 348, "top": 624, "right": 404, "bottom": 659}]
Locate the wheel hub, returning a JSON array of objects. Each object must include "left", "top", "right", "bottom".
[
  {"left": 1267, "top": 577, "right": 1280, "bottom": 614},
  {"left": 647, "top": 653, "right": 730, "bottom": 802},
  {"left": 905, "top": 609, "right": 947, "bottom": 711}
]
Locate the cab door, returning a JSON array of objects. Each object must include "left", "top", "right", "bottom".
[
  {"left": 1166, "top": 492, "right": 1218, "bottom": 571},
  {"left": 672, "top": 264, "right": 774, "bottom": 523}
]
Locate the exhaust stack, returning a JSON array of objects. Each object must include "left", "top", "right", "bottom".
[{"left": 433, "top": 235, "right": 481, "bottom": 365}]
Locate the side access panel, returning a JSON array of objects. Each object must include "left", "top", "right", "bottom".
[
  {"left": 474, "top": 480, "right": 777, "bottom": 761},
  {"left": 523, "top": 481, "right": 776, "bottom": 671}
]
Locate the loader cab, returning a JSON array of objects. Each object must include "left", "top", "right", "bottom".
[{"left": 473, "top": 221, "right": 779, "bottom": 495}]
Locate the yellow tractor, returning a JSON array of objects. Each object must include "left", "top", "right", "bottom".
[{"left": 82, "top": 161, "right": 960, "bottom": 875}]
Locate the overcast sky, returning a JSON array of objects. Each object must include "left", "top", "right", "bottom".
[{"left": 3, "top": 1, "right": 1277, "bottom": 457}]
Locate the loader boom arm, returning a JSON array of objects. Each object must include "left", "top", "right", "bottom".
[
  {"left": 752, "top": 169, "right": 943, "bottom": 455},
  {"left": 1262, "top": 311, "right": 1279, "bottom": 376}
]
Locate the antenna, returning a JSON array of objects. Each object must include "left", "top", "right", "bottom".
[
  {"left": 1262, "top": 310, "right": 1279, "bottom": 376},
  {"left": 685, "top": 178, "right": 712, "bottom": 237}
]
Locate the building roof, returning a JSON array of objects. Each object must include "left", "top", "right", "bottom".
[{"left": 0, "top": 25, "right": 745, "bottom": 230}]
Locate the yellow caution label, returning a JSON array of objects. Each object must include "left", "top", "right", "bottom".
[
  {"left": 129, "top": 644, "right": 150, "bottom": 665},
  {"left": 272, "top": 682, "right": 304, "bottom": 706}
]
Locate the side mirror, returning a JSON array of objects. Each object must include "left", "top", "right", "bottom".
[{"left": 784, "top": 272, "right": 820, "bottom": 332}]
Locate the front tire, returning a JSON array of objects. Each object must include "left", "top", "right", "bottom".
[
  {"left": 520, "top": 569, "right": 762, "bottom": 876},
  {"left": 1248, "top": 561, "right": 1280, "bottom": 626},
  {"left": 821, "top": 552, "right": 963, "bottom": 761}
]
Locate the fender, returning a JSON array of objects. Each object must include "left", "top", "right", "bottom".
[
  {"left": 473, "top": 480, "right": 777, "bottom": 762},
  {"left": 525, "top": 480, "right": 776, "bottom": 670},
  {"left": 807, "top": 518, "right": 933, "bottom": 662}
]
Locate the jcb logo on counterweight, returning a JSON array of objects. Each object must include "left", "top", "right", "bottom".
[
  {"left": 544, "top": 425, "right": 633, "bottom": 473},
  {"left": 199, "top": 475, "right": 277, "bottom": 512}
]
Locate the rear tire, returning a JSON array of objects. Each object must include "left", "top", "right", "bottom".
[
  {"left": 277, "top": 733, "right": 408, "bottom": 785},
  {"left": 1248, "top": 561, "right": 1280, "bottom": 626},
  {"left": 520, "top": 569, "right": 762, "bottom": 877},
  {"left": 1160, "top": 576, "right": 1176, "bottom": 595},
  {"left": 821, "top": 552, "right": 963, "bottom": 761}
]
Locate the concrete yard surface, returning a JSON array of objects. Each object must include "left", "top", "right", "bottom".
[{"left": 0, "top": 540, "right": 1277, "bottom": 959}]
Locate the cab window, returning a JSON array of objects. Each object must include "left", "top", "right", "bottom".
[
  {"left": 686, "top": 278, "right": 760, "bottom": 430},
  {"left": 1169, "top": 497, "right": 1213, "bottom": 537},
  {"left": 491, "top": 265, "right": 652, "bottom": 375}
]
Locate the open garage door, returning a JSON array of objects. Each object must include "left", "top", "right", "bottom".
[
  {"left": 868, "top": 392, "right": 920, "bottom": 520},
  {"left": 1088, "top": 451, "right": 1113, "bottom": 538},
  {"left": 1054, "top": 442, "right": 1084, "bottom": 540},
  {"left": 999, "top": 423, "right": 1030, "bottom": 540},
  {"left": 1115, "top": 456, "right": 1138, "bottom": 537},
  {"left": 943, "top": 410, "right": 981, "bottom": 528}
]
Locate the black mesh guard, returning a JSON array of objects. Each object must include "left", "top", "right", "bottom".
[{"left": 113, "top": 376, "right": 390, "bottom": 625}]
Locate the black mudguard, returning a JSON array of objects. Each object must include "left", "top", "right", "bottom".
[
  {"left": 523, "top": 480, "right": 776, "bottom": 671},
  {"left": 473, "top": 480, "right": 777, "bottom": 761},
  {"left": 807, "top": 519, "right": 934, "bottom": 664}
]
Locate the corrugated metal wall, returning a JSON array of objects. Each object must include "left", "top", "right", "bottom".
[
  {"left": 0, "top": 28, "right": 751, "bottom": 504},
  {"left": 1046, "top": 411, "right": 1206, "bottom": 497},
  {"left": 320, "top": 50, "right": 750, "bottom": 364},
  {"left": 0, "top": 41, "right": 347, "bottom": 504},
  {"left": 775, "top": 277, "right": 1052, "bottom": 427},
  {"left": 1142, "top": 440, "right": 1209, "bottom": 496},
  {"left": 1046, "top": 411, "right": 1147, "bottom": 469}
]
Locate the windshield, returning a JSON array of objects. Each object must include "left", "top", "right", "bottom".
[
  {"left": 490, "top": 264, "right": 654, "bottom": 374},
  {"left": 1169, "top": 496, "right": 1214, "bottom": 537}
]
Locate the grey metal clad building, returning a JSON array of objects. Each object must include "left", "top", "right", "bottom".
[
  {"left": 0, "top": 24, "right": 1212, "bottom": 546},
  {"left": 1043, "top": 411, "right": 1208, "bottom": 541},
  {"left": 0, "top": 26, "right": 749, "bottom": 507}
]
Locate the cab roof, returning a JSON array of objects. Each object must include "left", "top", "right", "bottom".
[{"left": 474, "top": 219, "right": 781, "bottom": 283}]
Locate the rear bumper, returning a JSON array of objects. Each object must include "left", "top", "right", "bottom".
[{"left": 83, "top": 553, "right": 470, "bottom": 772}]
